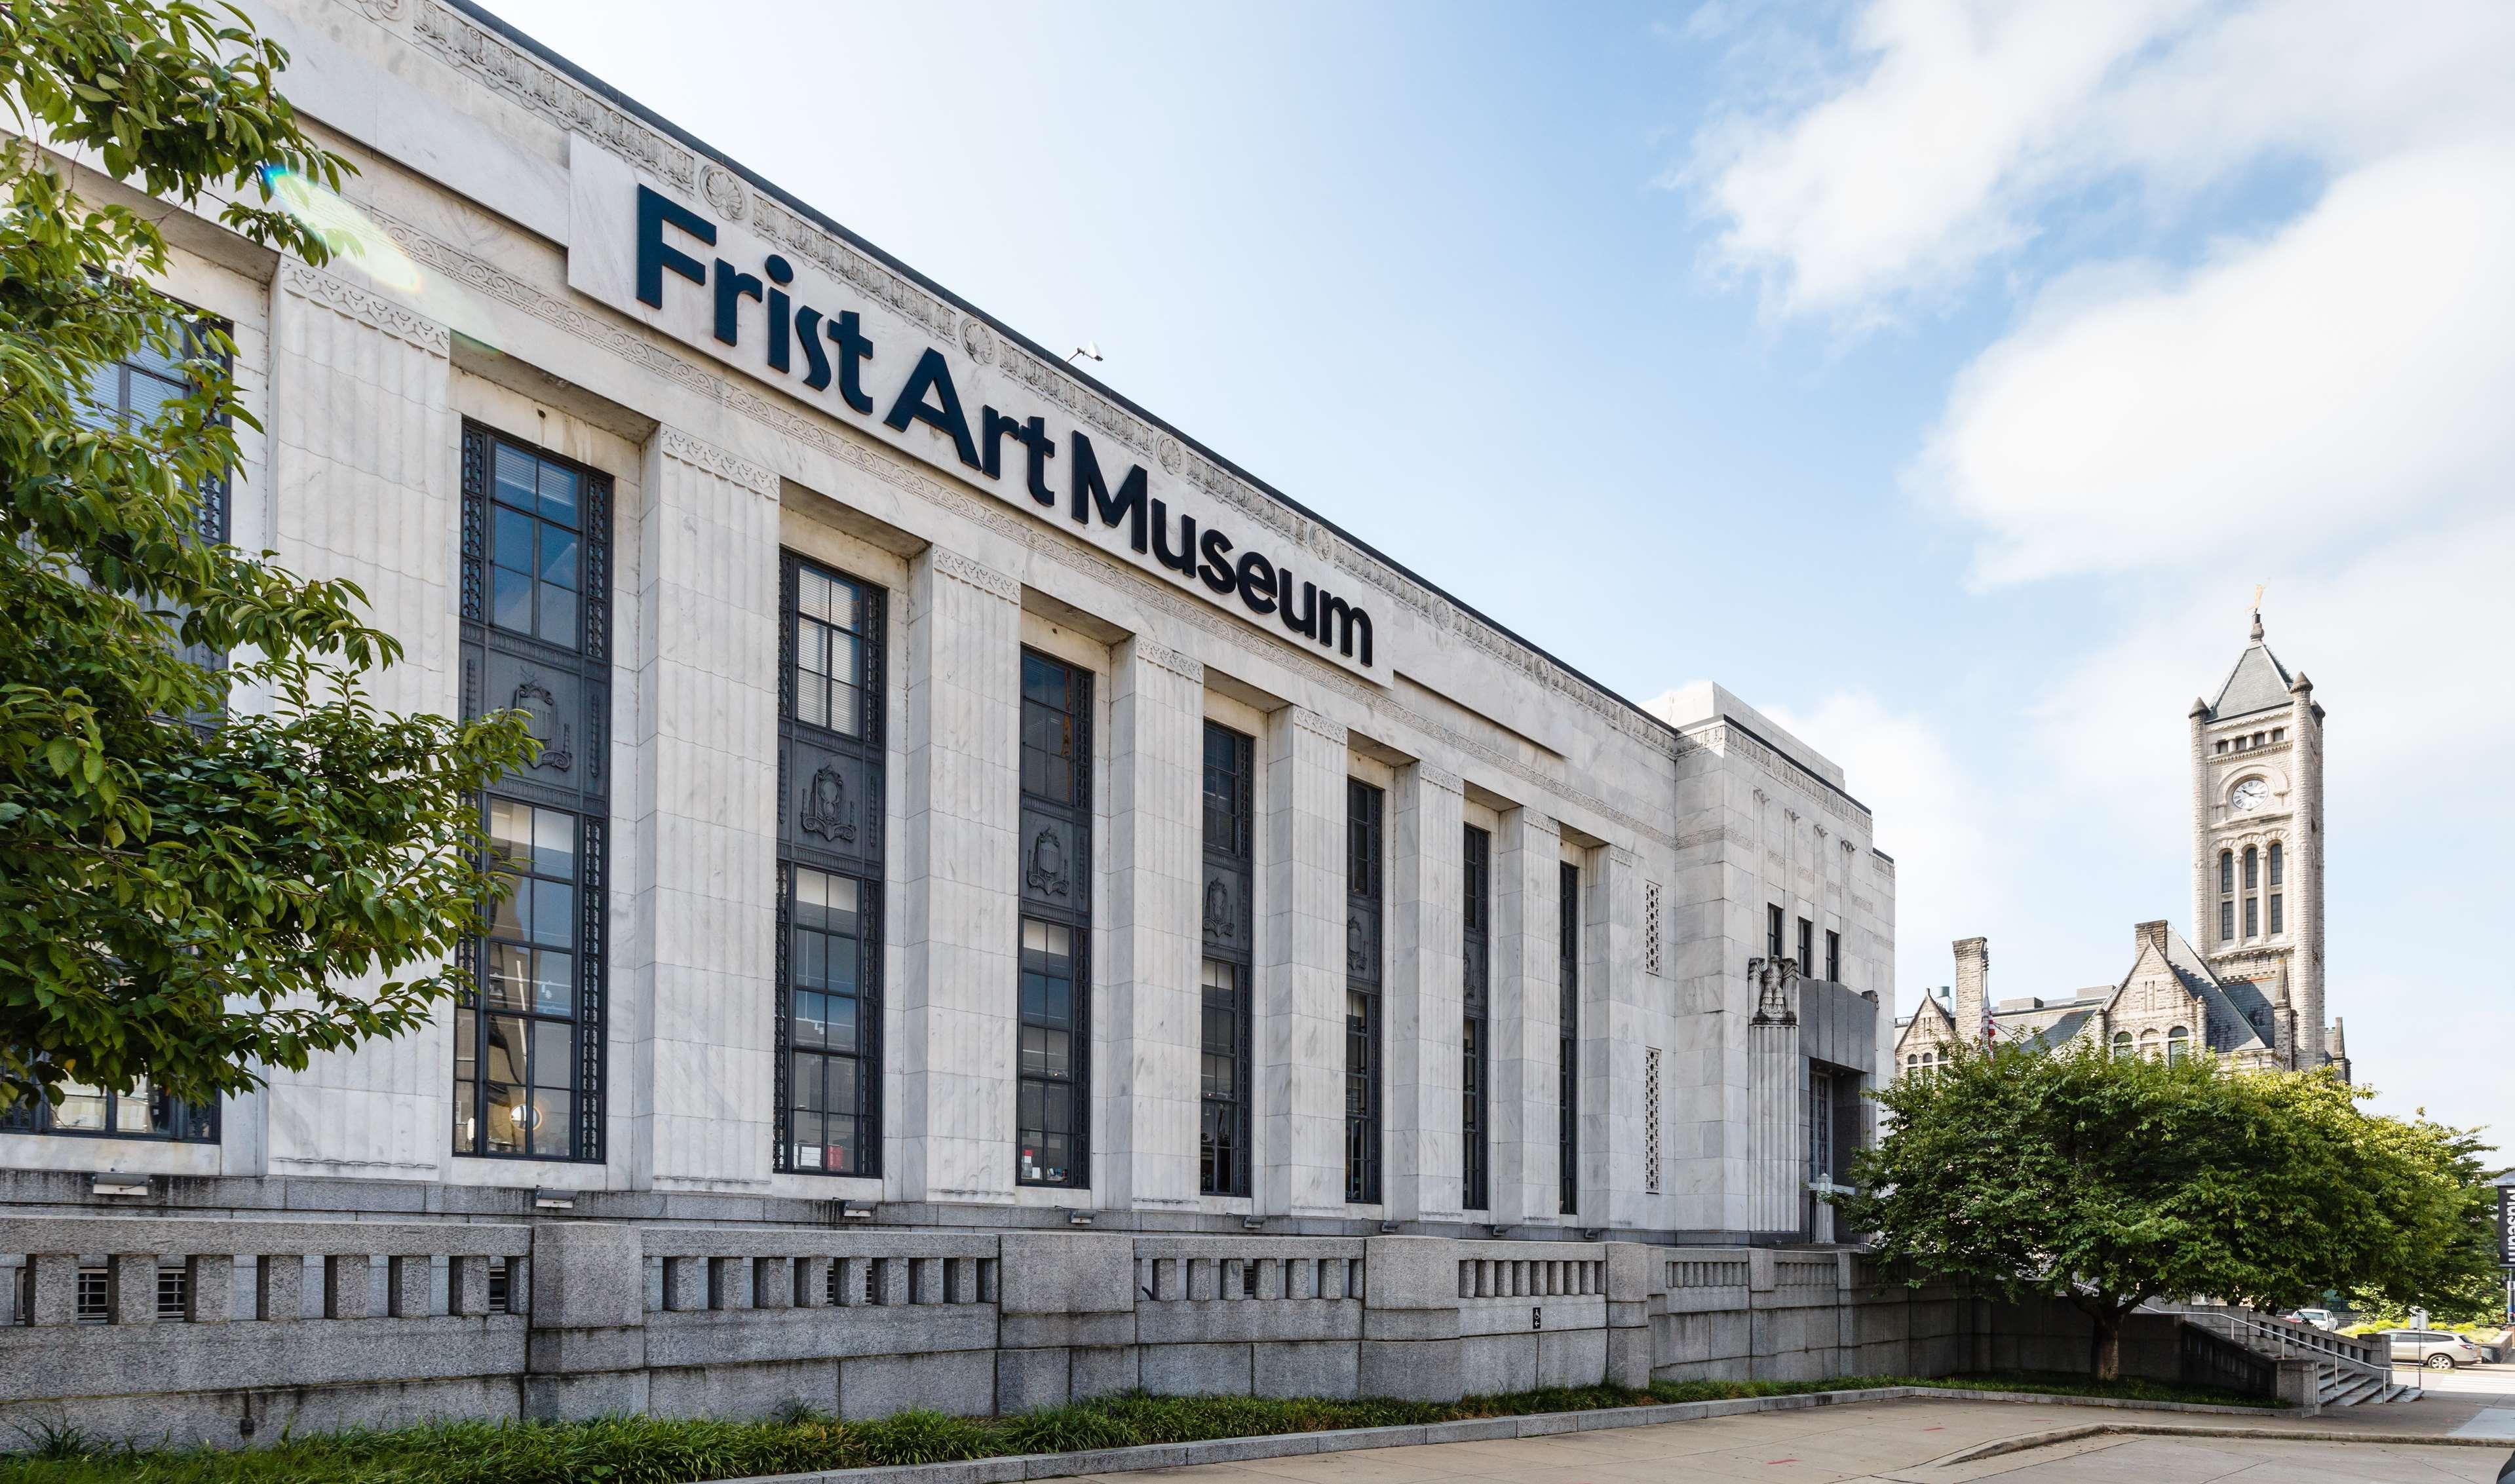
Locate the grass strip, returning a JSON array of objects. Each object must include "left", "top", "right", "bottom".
[{"left": 0, "top": 1371, "right": 2275, "bottom": 1484}]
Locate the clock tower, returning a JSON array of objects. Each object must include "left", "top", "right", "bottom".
[{"left": 2188, "top": 607, "right": 2329, "bottom": 1070}]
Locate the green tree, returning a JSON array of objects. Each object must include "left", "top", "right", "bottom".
[
  {"left": 1839, "top": 1042, "right": 2499, "bottom": 1379},
  {"left": 0, "top": 1, "right": 531, "bottom": 1119}
]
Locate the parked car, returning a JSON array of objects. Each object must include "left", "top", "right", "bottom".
[
  {"left": 2381, "top": 1329, "right": 2484, "bottom": 1369},
  {"left": 2286, "top": 1308, "right": 2339, "bottom": 1331}
]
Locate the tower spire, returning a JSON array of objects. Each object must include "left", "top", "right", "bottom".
[{"left": 2248, "top": 582, "right": 2265, "bottom": 641}]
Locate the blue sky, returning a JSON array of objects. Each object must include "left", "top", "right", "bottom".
[{"left": 476, "top": 0, "right": 2513, "bottom": 1152}]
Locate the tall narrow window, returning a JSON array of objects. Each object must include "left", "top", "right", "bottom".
[
  {"left": 1345, "top": 780, "right": 1385, "bottom": 1204},
  {"left": 1557, "top": 861, "right": 1579, "bottom": 1217},
  {"left": 456, "top": 427, "right": 609, "bottom": 1163},
  {"left": 1824, "top": 929, "right": 1841, "bottom": 983},
  {"left": 1016, "top": 651, "right": 1091, "bottom": 1187},
  {"left": 1461, "top": 824, "right": 1491, "bottom": 1212},
  {"left": 2242, "top": 847, "right": 2258, "bottom": 890},
  {"left": 776, "top": 557, "right": 885, "bottom": 1175},
  {"left": 459, "top": 801, "right": 584, "bottom": 1157},
  {"left": 1767, "top": 904, "right": 1784, "bottom": 960},
  {"left": 2267, "top": 841, "right": 2284, "bottom": 935},
  {"left": 1199, "top": 721, "right": 1254, "bottom": 1198},
  {"left": 2242, "top": 845, "right": 2259, "bottom": 939},
  {"left": 1807, "top": 1068, "right": 1834, "bottom": 1185},
  {"left": 1797, "top": 917, "right": 1814, "bottom": 975},
  {"left": 2217, "top": 849, "right": 2237, "bottom": 944}
]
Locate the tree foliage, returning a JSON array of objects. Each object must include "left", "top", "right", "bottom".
[
  {"left": 1840, "top": 1042, "right": 2499, "bottom": 1377},
  {"left": 0, "top": 1, "right": 531, "bottom": 1116}
]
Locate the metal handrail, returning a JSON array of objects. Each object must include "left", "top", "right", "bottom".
[{"left": 2162, "top": 1308, "right": 2392, "bottom": 1390}]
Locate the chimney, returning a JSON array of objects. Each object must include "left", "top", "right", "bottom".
[
  {"left": 1952, "top": 937, "right": 1989, "bottom": 1044},
  {"left": 2134, "top": 920, "right": 2170, "bottom": 959}
]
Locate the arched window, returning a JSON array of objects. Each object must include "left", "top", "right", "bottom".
[
  {"left": 2267, "top": 843, "right": 2284, "bottom": 935},
  {"left": 2242, "top": 847, "right": 2259, "bottom": 937},
  {"left": 2139, "top": 1029, "right": 2160, "bottom": 1060},
  {"left": 2219, "top": 850, "right": 2234, "bottom": 894},
  {"left": 2167, "top": 1026, "right": 2190, "bottom": 1064},
  {"left": 2112, "top": 1031, "right": 2133, "bottom": 1059},
  {"left": 2217, "top": 850, "right": 2236, "bottom": 943}
]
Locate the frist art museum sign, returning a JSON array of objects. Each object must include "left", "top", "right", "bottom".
[{"left": 567, "top": 143, "right": 1380, "bottom": 679}]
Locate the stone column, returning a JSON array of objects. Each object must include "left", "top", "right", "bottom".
[
  {"left": 1591, "top": 847, "right": 1650, "bottom": 1229},
  {"left": 896, "top": 548, "right": 1024, "bottom": 1205},
  {"left": 1386, "top": 763, "right": 1464, "bottom": 1223},
  {"left": 522, "top": 1223, "right": 648, "bottom": 1420},
  {"left": 1744, "top": 959, "right": 1805, "bottom": 1239},
  {"left": 631, "top": 429, "right": 784, "bottom": 1190},
  {"left": 1260, "top": 706, "right": 1349, "bottom": 1218},
  {"left": 1491, "top": 809, "right": 1562, "bottom": 1228},
  {"left": 1100, "top": 639, "right": 1203, "bottom": 1213},
  {"left": 258, "top": 264, "right": 456, "bottom": 1178}
]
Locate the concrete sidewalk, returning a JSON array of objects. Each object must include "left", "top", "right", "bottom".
[{"left": 1044, "top": 1384, "right": 2515, "bottom": 1484}]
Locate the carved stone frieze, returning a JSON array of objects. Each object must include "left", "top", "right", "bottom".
[
  {"left": 931, "top": 549, "right": 1019, "bottom": 603},
  {"left": 279, "top": 261, "right": 450, "bottom": 355},
  {"left": 360, "top": 206, "right": 1683, "bottom": 850},
  {"left": 660, "top": 426, "right": 777, "bottom": 495},
  {"left": 412, "top": 1, "right": 697, "bottom": 193},
  {"left": 1130, "top": 639, "right": 1203, "bottom": 684}
]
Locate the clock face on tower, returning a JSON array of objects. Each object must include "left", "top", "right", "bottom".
[{"left": 2230, "top": 778, "right": 2269, "bottom": 814}]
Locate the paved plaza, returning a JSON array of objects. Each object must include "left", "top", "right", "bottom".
[{"left": 1058, "top": 1369, "right": 2515, "bottom": 1484}]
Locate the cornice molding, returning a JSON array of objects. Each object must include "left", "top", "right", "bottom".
[
  {"left": 394, "top": 0, "right": 1685, "bottom": 791},
  {"left": 278, "top": 261, "right": 449, "bottom": 356},
  {"left": 361, "top": 204, "right": 1679, "bottom": 852},
  {"left": 659, "top": 426, "right": 777, "bottom": 495}
]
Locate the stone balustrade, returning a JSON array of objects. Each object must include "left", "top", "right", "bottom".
[{"left": 3, "top": 1217, "right": 2185, "bottom": 1450}]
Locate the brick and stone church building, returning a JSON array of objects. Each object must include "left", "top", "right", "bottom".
[{"left": 1894, "top": 609, "right": 2349, "bottom": 1080}]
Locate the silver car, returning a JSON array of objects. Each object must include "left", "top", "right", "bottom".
[{"left": 2383, "top": 1329, "right": 2483, "bottom": 1369}]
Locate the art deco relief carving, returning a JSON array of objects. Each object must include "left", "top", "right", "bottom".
[
  {"left": 413, "top": 1, "right": 697, "bottom": 193},
  {"left": 1202, "top": 877, "right": 1235, "bottom": 942},
  {"left": 512, "top": 675, "right": 573, "bottom": 773},
  {"left": 931, "top": 549, "right": 1019, "bottom": 603},
  {"left": 1026, "top": 828, "right": 1069, "bottom": 898},
  {"left": 1747, "top": 956, "right": 1799, "bottom": 1026},
  {"left": 279, "top": 262, "right": 450, "bottom": 356},
  {"left": 660, "top": 427, "right": 778, "bottom": 495},
  {"left": 797, "top": 763, "right": 856, "bottom": 843},
  {"left": 1132, "top": 639, "right": 1203, "bottom": 683}
]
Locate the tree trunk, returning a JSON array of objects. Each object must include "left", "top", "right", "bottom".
[{"left": 2090, "top": 1306, "right": 2125, "bottom": 1382}]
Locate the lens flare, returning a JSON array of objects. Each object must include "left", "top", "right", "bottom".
[{"left": 262, "top": 168, "right": 425, "bottom": 294}]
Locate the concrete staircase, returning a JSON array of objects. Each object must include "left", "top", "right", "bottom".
[{"left": 2164, "top": 1304, "right": 2419, "bottom": 1408}]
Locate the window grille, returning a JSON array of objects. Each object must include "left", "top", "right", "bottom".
[
  {"left": 155, "top": 1264, "right": 189, "bottom": 1321},
  {"left": 1643, "top": 1048, "right": 1662, "bottom": 1194},
  {"left": 1643, "top": 881, "right": 1663, "bottom": 977}
]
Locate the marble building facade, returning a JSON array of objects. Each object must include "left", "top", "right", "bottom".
[{"left": 0, "top": 0, "right": 1894, "bottom": 1244}]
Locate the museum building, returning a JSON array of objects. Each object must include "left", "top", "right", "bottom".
[{"left": 0, "top": 0, "right": 1896, "bottom": 1245}]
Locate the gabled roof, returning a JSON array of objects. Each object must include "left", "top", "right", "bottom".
[{"left": 2208, "top": 618, "right": 2297, "bottom": 721}]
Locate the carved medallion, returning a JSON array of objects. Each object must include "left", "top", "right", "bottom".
[
  {"left": 1026, "top": 828, "right": 1068, "bottom": 897},
  {"left": 799, "top": 762, "right": 856, "bottom": 843},
  {"left": 512, "top": 675, "right": 573, "bottom": 774},
  {"left": 1203, "top": 877, "right": 1234, "bottom": 942}
]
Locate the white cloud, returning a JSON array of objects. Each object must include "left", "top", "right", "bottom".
[
  {"left": 1915, "top": 143, "right": 2515, "bottom": 586},
  {"left": 1685, "top": 0, "right": 2515, "bottom": 322}
]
